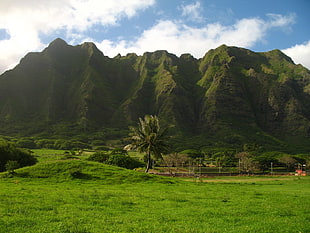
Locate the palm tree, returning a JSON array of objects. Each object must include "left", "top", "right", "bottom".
[{"left": 124, "top": 115, "right": 170, "bottom": 173}]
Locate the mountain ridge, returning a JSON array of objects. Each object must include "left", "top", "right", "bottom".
[{"left": 0, "top": 38, "right": 310, "bottom": 151}]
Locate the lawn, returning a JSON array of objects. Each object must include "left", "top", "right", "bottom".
[
  {"left": 0, "top": 164, "right": 309, "bottom": 233},
  {"left": 31, "top": 149, "right": 90, "bottom": 163}
]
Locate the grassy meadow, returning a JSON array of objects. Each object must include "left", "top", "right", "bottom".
[{"left": 0, "top": 151, "right": 309, "bottom": 233}]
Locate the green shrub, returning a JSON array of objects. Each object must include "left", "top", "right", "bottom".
[
  {"left": 0, "top": 141, "right": 37, "bottom": 172},
  {"left": 35, "top": 139, "right": 91, "bottom": 150},
  {"left": 107, "top": 154, "right": 144, "bottom": 169},
  {"left": 35, "top": 139, "right": 55, "bottom": 148},
  {"left": 88, "top": 152, "right": 144, "bottom": 169},
  {"left": 87, "top": 152, "right": 110, "bottom": 163},
  {"left": 111, "top": 148, "right": 128, "bottom": 155},
  {"left": 15, "top": 139, "right": 36, "bottom": 149},
  {"left": 181, "top": 149, "right": 204, "bottom": 159},
  {"left": 5, "top": 160, "right": 20, "bottom": 174}
]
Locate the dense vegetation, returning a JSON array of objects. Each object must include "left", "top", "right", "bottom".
[
  {"left": 0, "top": 140, "right": 37, "bottom": 172},
  {"left": 0, "top": 39, "right": 310, "bottom": 152},
  {"left": 0, "top": 135, "right": 308, "bottom": 174},
  {"left": 87, "top": 150, "right": 144, "bottom": 170},
  {"left": 160, "top": 149, "right": 309, "bottom": 175}
]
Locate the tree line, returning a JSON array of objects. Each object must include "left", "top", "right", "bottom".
[
  {"left": 0, "top": 115, "right": 309, "bottom": 174},
  {"left": 124, "top": 115, "right": 309, "bottom": 173}
]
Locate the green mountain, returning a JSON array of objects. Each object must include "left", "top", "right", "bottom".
[{"left": 0, "top": 38, "right": 310, "bottom": 151}]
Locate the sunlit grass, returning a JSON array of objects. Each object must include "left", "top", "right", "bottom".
[
  {"left": 0, "top": 151, "right": 309, "bottom": 233},
  {"left": 31, "top": 149, "right": 91, "bottom": 162},
  {"left": 0, "top": 170, "right": 309, "bottom": 232}
]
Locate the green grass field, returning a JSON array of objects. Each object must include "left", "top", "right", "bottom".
[{"left": 0, "top": 156, "right": 309, "bottom": 232}]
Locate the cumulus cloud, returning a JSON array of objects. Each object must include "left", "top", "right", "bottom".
[
  {"left": 180, "top": 1, "right": 204, "bottom": 23},
  {"left": 0, "top": 0, "right": 155, "bottom": 74},
  {"left": 0, "top": 0, "right": 155, "bottom": 32},
  {"left": 0, "top": 1, "right": 305, "bottom": 74},
  {"left": 282, "top": 41, "right": 310, "bottom": 69},
  {"left": 96, "top": 13, "right": 297, "bottom": 59}
]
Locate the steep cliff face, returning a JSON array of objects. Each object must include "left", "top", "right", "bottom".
[
  {"left": 0, "top": 39, "right": 309, "bottom": 149},
  {"left": 112, "top": 50, "right": 202, "bottom": 133},
  {"left": 196, "top": 45, "right": 310, "bottom": 138}
]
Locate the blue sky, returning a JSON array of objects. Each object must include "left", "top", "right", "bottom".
[{"left": 0, "top": 0, "right": 309, "bottom": 74}]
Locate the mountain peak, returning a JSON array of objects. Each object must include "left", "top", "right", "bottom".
[
  {"left": 79, "top": 41, "right": 103, "bottom": 56},
  {"left": 264, "top": 49, "right": 294, "bottom": 63},
  {"left": 48, "top": 38, "right": 68, "bottom": 48},
  {"left": 80, "top": 41, "right": 98, "bottom": 50}
]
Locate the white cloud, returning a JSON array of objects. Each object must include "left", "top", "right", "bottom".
[
  {"left": 282, "top": 41, "right": 310, "bottom": 69},
  {"left": 0, "top": 0, "right": 155, "bottom": 32},
  {"left": 0, "top": 0, "right": 155, "bottom": 74},
  {"left": 180, "top": 1, "right": 204, "bottom": 23},
  {"left": 0, "top": 2, "right": 305, "bottom": 75},
  {"left": 266, "top": 13, "right": 296, "bottom": 29},
  {"left": 96, "top": 14, "right": 297, "bottom": 59}
]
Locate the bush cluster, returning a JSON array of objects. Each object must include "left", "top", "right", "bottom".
[
  {"left": 10, "top": 137, "right": 93, "bottom": 150},
  {"left": 87, "top": 151, "right": 144, "bottom": 169},
  {"left": 0, "top": 141, "right": 37, "bottom": 172}
]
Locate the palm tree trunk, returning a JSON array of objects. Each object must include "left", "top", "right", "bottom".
[{"left": 145, "top": 150, "right": 151, "bottom": 173}]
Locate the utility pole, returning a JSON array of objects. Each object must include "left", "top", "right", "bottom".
[{"left": 199, "top": 158, "right": 202, "bottom": 177}]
